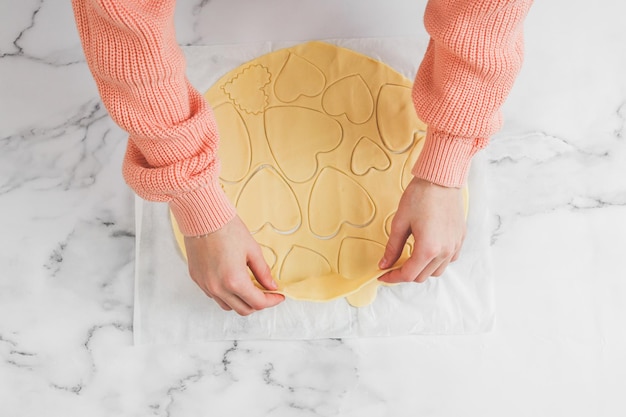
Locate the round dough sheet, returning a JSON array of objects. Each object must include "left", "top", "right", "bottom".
[{"left": 171, "top": 41, "right": 467, "bottom": 307}]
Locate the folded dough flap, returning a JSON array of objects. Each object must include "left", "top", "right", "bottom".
[{"left": 256, "top": 250, "right": 409, "bottom": 305}]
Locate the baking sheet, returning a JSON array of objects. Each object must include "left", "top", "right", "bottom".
[{"left": 133, "top": 39, "right": 494, "bottom": 343}]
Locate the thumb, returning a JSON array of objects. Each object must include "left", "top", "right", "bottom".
[
  {"left": 247, "top": 245, "right": 277, "bottom": 291},
  {"left": 379, "top": 225, "right": 410, "bottom": 270}
]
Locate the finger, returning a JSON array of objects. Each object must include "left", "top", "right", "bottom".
[
  {"left": 415, "top": 256, "right": 446, "bottom": 283},
  {"left": 236, "top": 287, "right": 285, "bottom": 312},
  {"left": 222, "top": 293, "right": 256, "bottom": 316},
  {"left": 438, "top": 243, "right": 463, "bottom": 275},
  {"left": 379, "top": 253, "right": 430, "bottom": 283},
  {"left": 379, "top": 222, "right": 411, "bottom": 270},
  {"left": 262, "top": 292, "right": 285, "bottom": 308},
  {"left": 225, "top": 292, "right": 284, "bottom": 315},
  {"left": 224, "top": 274, "right": 284, "bottom": 313},
  {"left": 377, "top": 270, "right": 394, "bottom": 283},
  {"left": 431, "top": 256, "right": 452, "bottom": 278},
  {"left": 247, "top": 246, "right": 277, "bottom": 291}
]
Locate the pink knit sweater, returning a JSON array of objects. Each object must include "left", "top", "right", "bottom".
[{"left": 72, "top": 0, "right": 532, "bottom": 237}]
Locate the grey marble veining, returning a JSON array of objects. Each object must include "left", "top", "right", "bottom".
[{"left": 1, "top": 1, "right": 626, "bottom": 416}]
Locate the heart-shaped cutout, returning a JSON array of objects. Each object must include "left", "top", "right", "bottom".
[
  {"left": 221, "top": 64, "right": 271, "bottom": 114},
  {"left": 338, "top": 237, "right": 386, "bottom": 279},
  {"left": 265, "top": 106, "right": 342, "bottom": 182},
  {"left": 308, "top": 167, "right": 375, "bottom": 238},
  {"left": 322, "top": 74, "right": 374, "bottom": 124},
  {"left": 351, "top": 136, "right": 391, "bottom": 175},
  {"left": 236, "top": 166, "right": 301, "bottom": 234},
  {"left": 279, "top": 246, "right": 332, "bottom": 283},
  {"left": 274, "top": 53, "right": 326, "bottom": 102},
  {"left": 376, "top": 83, "right": 426, "bottom": 153}
]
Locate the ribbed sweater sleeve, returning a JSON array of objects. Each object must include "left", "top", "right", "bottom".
[
  {"left": 72, "top": 0, "right": 236, "bottom": 236},
  {"left": 412, "top": 0, "right": 533, "bottom": 187}
]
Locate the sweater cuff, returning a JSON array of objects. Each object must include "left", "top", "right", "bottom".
[
  {"left": 168, "top": 179, "right": 236, "bottom": 236},
  {"left": 412, "top": 129, "right": 484, "bottom": 188}
]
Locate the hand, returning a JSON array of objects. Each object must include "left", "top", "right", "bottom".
[
  {"left": 183, "top": 215, "right": 284, "bottom": 315},
  {"left": 378, "top": 177, "right": 466, "bottom": 283}
]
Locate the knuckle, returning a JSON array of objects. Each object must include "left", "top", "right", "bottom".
[
  {"left": 441, "top": 246, "right": 455, "bottom": 258},
  {"left": 224, "top": 278, "right": 244, "bottom": 293},
  {"left": 421, "top": 246, "right": 439, "bottom": 260},
  {"left": 419, "top": 243, "right": 455, "bottom": 260},
  {"left": 205, "top": 281, "right": 221, "bottom": 296}
]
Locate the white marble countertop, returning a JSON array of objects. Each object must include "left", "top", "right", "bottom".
[{"left": 1, "top": 1, "right": 625, "bottom": 416}]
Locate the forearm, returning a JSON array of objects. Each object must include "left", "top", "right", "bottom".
[
  {"left": 72, "top": 0, "right": 235, "bottom": 235},
  {"left": 412, "top": 0, "right": 533, "bottom": 187}
]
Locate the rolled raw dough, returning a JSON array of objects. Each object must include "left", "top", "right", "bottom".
[{"left": 171, "top": 41, "right": 468, "bottom": 307}]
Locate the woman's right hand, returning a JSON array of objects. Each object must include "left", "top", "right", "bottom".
[{"left": 183, "top": 215, "right": 285, "bottom": 315}]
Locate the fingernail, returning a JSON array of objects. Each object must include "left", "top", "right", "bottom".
[
  {"left": 270, "top": 279, "right": 278, "bottom": 290},
  {"left": 378, "top": 258, "right": 386, "bottom": 269}
]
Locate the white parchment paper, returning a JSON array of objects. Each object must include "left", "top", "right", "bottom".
[{"left": 133, "top": 39, "right": 494, "bottom": 344}]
